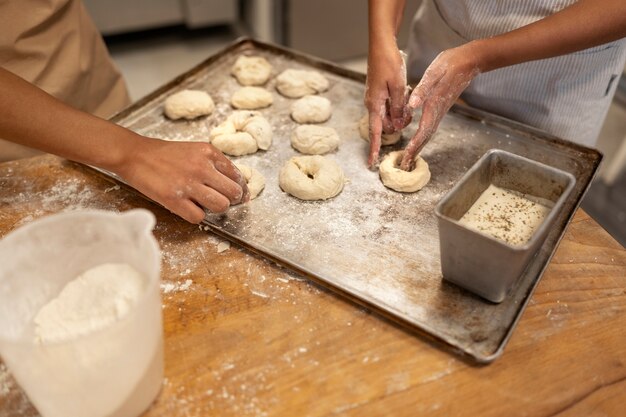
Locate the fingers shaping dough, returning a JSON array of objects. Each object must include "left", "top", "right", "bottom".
[
  {"left": 276, "top": 69, "right": 329, "bottom": 98},
  {"left": 234, "top": 163, "right": 265, "bottom": 200},
  {"left": 164, "top": 90, "right": 215, "bottom": 120},
  {"left": 279, "top": 155, "right": 344, "bottom": 201},
  {"left": 359, "top": 114, "right": 402, "bottom": 145},
  {"left": 291, "top": 125, "right": 339, "bottom": 155},
  {"left": 231, "top": 55, "right": 272, "bottom": 86},
  {"left": 231, "top": 86, "right": 273, "bottom": 109},
  {"left": 210, "top": 111, "right": 272, "bottom": 156},
  {"left": 291, "top": 95, "right": 331, "bottom": 124},
  {"left": 379, "top": 151, "right": 431, "bottom": 193}
]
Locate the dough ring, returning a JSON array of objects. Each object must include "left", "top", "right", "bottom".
[
  {"left": 291, "top": 125, "right": 339, "bottom": 155},
  {"left": 379, "top": 151, "right": 431, "bottom": 193},
  {"left": 234, "top": 163, "right": 265, "bottom": 200},
  {"left": 279, "top": 155, "right": 344, "bottom": 201},
  {"left": 276, "top": 69, "right": 329, "bottom": 98},
  {"left": 164, "top": 90, "right": 215, "bottom": 120},
  {"left": 210, "top": 111, "right": 272, "bottom": 156},
  {"left": 231, "top": 55, "right": 272, "bottom": 86},
  {"left": 291, "top": 95, "right": 331, "bottom": 123},
  {"left": 358, "top": 114, "right": 402, "bottom": 145},
  {"left": 231, "top": 86, "right": 273, "bottom": 110}
]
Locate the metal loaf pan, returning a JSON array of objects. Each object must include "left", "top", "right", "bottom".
[{"left": 435, "top": 149, "right": 576, "bottom": 303}]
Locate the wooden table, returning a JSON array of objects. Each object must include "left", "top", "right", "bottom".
[{"left": 1, "top": 155, "right": 625, "bottom": 417}]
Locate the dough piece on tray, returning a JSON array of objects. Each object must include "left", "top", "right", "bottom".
[
  {"left": 234, "top": 164, "right": 265, "bottom": 200},
  {"left": 291, "top": 95, "right": 331, "bottom": 124},
  {"left": 358, "top": 113, "right": 402, "bottom": 145},
  {"left": 279, "top": 155, "right": 344, "bottom": 201},
  {"left": 164, "top": 90, "right": 215, "bottom": 120},
  {"left": 231, "top": 86, "right": 273, "bottom": 110},
  {"left": 276, "top": 69, "right": 329, "bottom": 98},
  {"left": 379, "top": 151, "right": 430, "bottom": 193},
  {"left": 291, "top": 125, "right": 339, "bottom": 155},
  {"left": 231, "top": 55, "right": 272, "bottom": 86},
  {"left": 210, "top": 111, "right": 272, "bottom": 156}
]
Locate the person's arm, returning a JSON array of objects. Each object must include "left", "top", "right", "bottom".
[
  {"left": 401, "top": 0, "right": 626, "bottom": 170},
  {"left": 365, "top": 0, "right": 408, "bottom": 167},
  {"left": 0, "top": 67, "right": 249, "bottom": 223}
]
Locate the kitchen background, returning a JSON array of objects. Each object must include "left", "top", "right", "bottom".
[{"left": 83, "top": 0, "right": 626, "bottom": 246}]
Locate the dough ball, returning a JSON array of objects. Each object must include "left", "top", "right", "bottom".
[
  {"left": 164, "top": 90, "right": 215, "bottom": 120},
  {"left": 279, "top": 155, "right": 344, "bottom": 201},
  {"left": 231, "top": 55, "right": 272, "bottom": 86},
  {"left": 291, "top": 95, "right": 332, "bottom": 124},
  {"left": 291, "top": 125, "right": 339, "bottom": 155},
  {"left": 379, "top": 151, "right": 431, "bottom": 193},
  {"left": 210, "top": 111, "right": 272, "bottom": 156},
  {"left": 231, "top": 86, "right": 273, "bottom": 110},
  {"left": 358, "top": 114, "right": 402, "bottom": 145},
  {"left": 276, "top": 69, "right": 329, "bottom": 98},
  {"left": 234, "top": 164, "right": 265, "bottom": 200}
]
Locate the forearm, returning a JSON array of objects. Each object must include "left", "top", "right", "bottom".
[
  {"left": 0, "top": 67, "right": 141, "bottom": 173},
  {"left": 472, "top": 0, "right": 626, "bottom": 72},
  {"left": 368, "top": 0, "right": 406, "bottom": 49}
]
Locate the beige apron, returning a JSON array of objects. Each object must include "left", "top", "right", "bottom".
[
  {"left": 406, "top": 0, "right": 626, "bottom": 147},
  {"left": 0, "top": 0, "right": 130, "bottom": 161}
]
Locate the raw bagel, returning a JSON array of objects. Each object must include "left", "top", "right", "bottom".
[
  {"left": 275, "top": 69, "right": 329, "bottom": 98},
  {"left": 234, "top": 163, "right": 265, "bottom": 200},
  {"left": 291, "top": 95, "right": 331, "bottom": 124},
  {"left": 291, "top": 125, "right": 339, "bottom": 155},
  {"left": 210, "top": 111, "right": 272, "bottom": 156},
  {"left": 164, "top": 90, "right": 215, "bottom": 120},
  {"left": 358, "top": 114, "right": 402, "bottom": 145},
  {"left": 231, "top": 86, "right": 273, "bottom": 109},
  {"left": 279, "top": 155, "right": 344, "bottom": 201},
  {"left": 231, "top": 55, "right": 272, "bottom": 86},
  {"left": 379, "top": 151, "right": 430, "bottom": 193}
]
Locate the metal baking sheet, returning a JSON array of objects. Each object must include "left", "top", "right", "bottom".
[{"left": 106, "top": 38, "right": 601, "bottom": 362}]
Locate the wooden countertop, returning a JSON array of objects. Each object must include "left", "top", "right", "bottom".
[{"left": 1, "top": 155, "right": 625, "bottom": 417}]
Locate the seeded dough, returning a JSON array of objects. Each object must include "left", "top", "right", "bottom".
[
  {"left": 279, "top": 155, "right": 344, "bottom": 201},
  {"left": 164, "top": 90, "right": 215, "bottom": 120},
  {"left": 210, "top": 111, "right": 272, "bottom": 156},
  {"left": 291, "top": 125, "right": 339, "bottom": 155},
  {"left": 276, "top": 69, "right": 329, "bottom": 98},
  {"left": 291, "top": 95, "right": 332, "bottom": 124},
  {"left": 234, "top": 163, "right": 265, "bottom": 199},
  {"left": 358, "top": 114, "right": 402, "bottom": 145},
  {"left": 231, "top": 55, "right": 272, "bottom": 86},
  {"left": 379, "top": 151, "right": 431, "bottom": 193},
  {"left": 231, "top": 86, "right": 273, "bottom": 110}
]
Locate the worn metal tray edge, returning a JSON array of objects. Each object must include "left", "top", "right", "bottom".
[{"left": 98, "top": 37, "right": 603, "bottom": 364}]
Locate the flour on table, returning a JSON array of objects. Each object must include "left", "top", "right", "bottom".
[{"left": 34, "top": 263, "right": 146, "bottom": 344}]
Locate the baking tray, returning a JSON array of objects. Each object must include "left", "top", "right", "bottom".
[{"left": 105, "top": 38, "right": 601, "bottom": 363}]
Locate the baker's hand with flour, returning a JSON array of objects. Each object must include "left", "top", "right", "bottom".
[
  {"left": 401, "top": 46, "right": 480, "bottom": 170},
  {"left": 0, "top": 67, "right": 248, "bottom": 224}
]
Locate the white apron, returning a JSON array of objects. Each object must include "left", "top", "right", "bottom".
[{"left": 406, "top": 0, "right": 626, "bottom": 147}]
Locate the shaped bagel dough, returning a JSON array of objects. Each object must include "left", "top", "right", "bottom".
[
  {"left": 291, "top": 95, "right": 331, "bottom": 124},
  {"left": 231, "top": 55, "right": 272, "bottom": 86},
  {"left": 358, "top": 114, "right": 402, "bottom": 145},
  {"left": 291, "top": 125, "right": 339, "bottom": 155},
  {"left": 279, "top": 155, "right": 344, "bottom": 201},
  {"left": 276, "top": 69, "right": 329, "bottom": 98},
  {"left": 231, "top": 86, "right": 273, "bottom": 110},
  {"left": 164, "top": 90, "right": 215, "bottom": 120},
  {"left": 379, "top": 151, "right": 431, "bottom": 193},
  {"left": 210, "top": 111, "right": 272, "bottom": 156},
  {"left": 234, "top": 163, "right": 266, "bottom": 200}
]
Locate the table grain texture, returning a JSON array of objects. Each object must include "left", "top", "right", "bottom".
[{"left": 0, "top": 155, "right": 624, "bottom": 417}]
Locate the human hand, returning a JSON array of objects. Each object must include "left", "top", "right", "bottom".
[
  {"left": 401, "top": 46, "right": 480, "bottom": 170},
  {"left": 116, "top": 136, "right": 249, "bottom": 224},
  {"left": 364, "top": 44, "right": 411, "bottom": 167}
]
